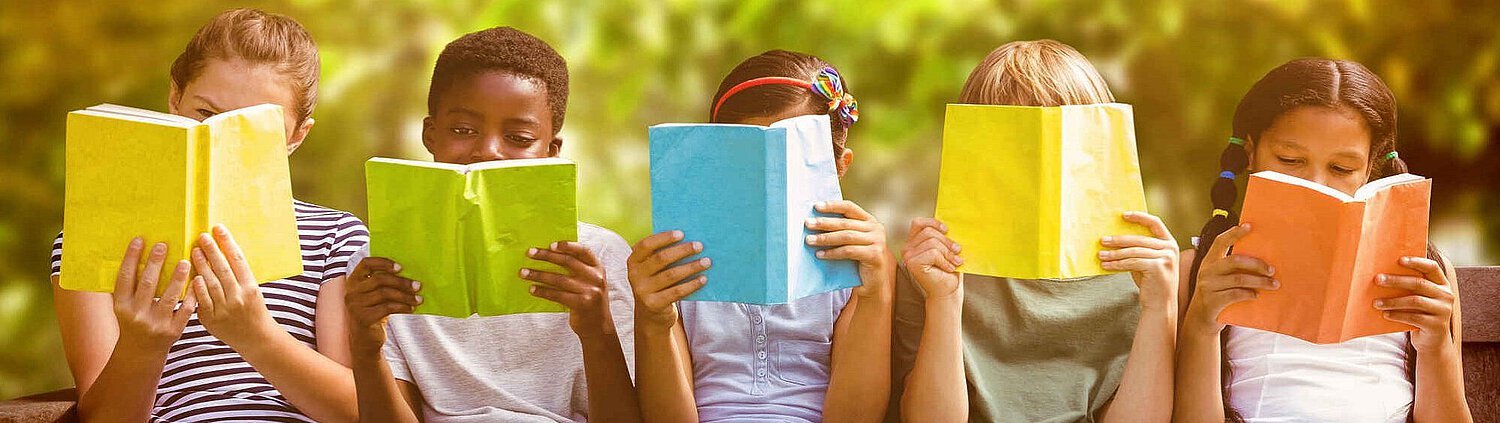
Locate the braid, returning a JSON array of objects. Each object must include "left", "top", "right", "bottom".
[{"left": 1186, "top": 136, "right": 1250, "bottom": 298}]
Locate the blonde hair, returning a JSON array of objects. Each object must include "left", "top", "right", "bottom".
[
  {"left": 169, "top": 8, "right": 320, "bottom": 125},
  {"left": 958, "top": 40, "right": 1114, "bottom": 106}
]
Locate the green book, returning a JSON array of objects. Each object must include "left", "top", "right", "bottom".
[{"left": 365, "top": 157, "right": 578, "bottom": 317}]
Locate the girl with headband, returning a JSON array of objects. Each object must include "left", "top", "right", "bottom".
[{"left": 629, "top": 50, "right": 894, "bottom": 422}]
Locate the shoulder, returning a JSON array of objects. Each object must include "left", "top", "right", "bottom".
[
  {"left": 577, "top": 221, "right": 631, "bottom": 257},
  {"left": 294, "top": 200, "right": 366, "bottom": 227}
]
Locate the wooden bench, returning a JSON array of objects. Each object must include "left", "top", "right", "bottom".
[{"left": 3, "top": 267, "right": 1498, "bottom": 422}]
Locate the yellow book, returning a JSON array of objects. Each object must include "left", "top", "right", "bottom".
[
  {"left": 934, "top": 103, "right": 1150, "bottom": 280},
  {"left": 61, "top": 103, "right": 302, "bottom": 294}
]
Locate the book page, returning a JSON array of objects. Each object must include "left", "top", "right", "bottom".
[
  {"left": 470, "top": 162, "right": 576, "bottom": 316},
  {"left": 1251, "top": 171, "right": 1355, "bottom": 202},
  {"left": 76, "top": 104, "right": 200, "bottom": 127},
  {"left": 1353, "top": 173, "right": 1425, "bottom": 200},
  {"left": 781, "top": 115, "right": 860, "bottom": 303}
]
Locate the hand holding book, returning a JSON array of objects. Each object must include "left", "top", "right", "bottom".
[
  {"left": 521, "top": 241, "right": 617, "bottom": 339},
  {"left": 803, "top": 200, "right": 895, "bottom": 301},
  {"left": 628, "top": 230, "right": 711, "bottom": 332},
  {"left": 187, "top": 225, "right": 286, "bottom": 350},
  {"left": 110, "top": 238, "right": 198, "bottom": 356},
  {"left": 343, "top": 257, "right": 421, "bottom": 354},
  {"left": 1373, "top": 255, "right": 1457, "bottom": 353}
]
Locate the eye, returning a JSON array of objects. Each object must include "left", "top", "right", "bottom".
[
  {"left": 196, "top": 109, "right": 218, "bottom": 119},
  {"left": 506, "top": 134, "right": 538, "bottom": 145},
  {"left": 1331, "top": 165, "right": 1356, "bottom": 175},
  {"left": 449, "top": 127, "right": 478, "bottom": 136},
  {"left": 1276, "top": 156, "right": 1304, "bottom": 166}
]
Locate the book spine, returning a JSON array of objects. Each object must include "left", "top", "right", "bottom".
[
  {"left": 188, "top": 125, "right": 212, "bottom": 258},
  {"left": 766, "top": 128, "right": 788, "bottom": 304}
]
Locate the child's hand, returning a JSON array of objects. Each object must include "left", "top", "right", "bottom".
[
  {"left": 901, "top": 217, "right": 963, "bottom": 301},
  {"left": 343, "top": 256, "right": 420, "bottom": 354},
  {"left": 1099, "top": 211, "right": 1180, "bottom": 311},
  {"left": 188, "top": 226, "right": 285, "bottom": 350},
  {"left": 522, "top": 241, "right": 616, "bottom": 340},
  {"left": 1184, "top": 223, "right": 1279, "bottom": 335},
  {"left": 805, "top": 200, "right": 895, "bottom": 300},
  {"left": 627, "top": 230, "right": 710, "bottom": 332},
  {"left": 111, "top": 238, "right": 198, "bottom": 355},
  {"left": 1375, "top": 256, "right": 1457, "bottom": 353}
]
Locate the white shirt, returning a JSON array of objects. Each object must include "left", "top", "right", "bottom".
[{"left": 1224, "top": 326, "right": 1414, "bottom": 422}]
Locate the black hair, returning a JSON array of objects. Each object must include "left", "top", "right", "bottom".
[
  {"left": 1189, "top": 57, "right": 1433, "bottom": 423},
  {"left": 427, "top": 27, "right": 569, "bottom": 133}
]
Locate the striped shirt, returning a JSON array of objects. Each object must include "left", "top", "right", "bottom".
[{"left": 51, "top": 200, "right": 367, "bottom": 422}]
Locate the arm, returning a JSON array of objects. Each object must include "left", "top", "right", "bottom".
[
  {"left": 1096, "top": 212, "right": 1179, "bottom": 423},
  {"left": 629, "top": 230, "right": 711, "bottom": 423},
  {"left": 1173, "top": 224, "right": 1279, "bottom": 423},
  {"left": 343, "top": 256, "right": 424, "bottom": 423},
  {"left": 808, "top": 200, "right": 894, "bottom": 423},
  {"left": 1376, "top": 256, "right": 1471, "bottom": 422},
  {"left": 522, "top": 242, "right": 641, "bottom": 422},
  {"left": 896, "top": 218, "right": 966, "bottom": 422},
  {"left": 189, "top": 226, "right": 358, "bottom": 422},
  {"left": 68, "top": 239, "right": 198, "bottom": 422}
]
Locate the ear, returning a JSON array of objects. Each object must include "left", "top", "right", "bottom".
[
  {"left": 167, "top": 83, "right": 183, "bottom": 115},
  {"left": 285, "top": 117, "right": 314, "bottom": 155},
  {"left": 836, "top": 147, "right": 854, "bottom": 179},
  {"left": 422, "top": 116, "right": 436, "bottom": 154},
  {"left": 1242, "top": 135, "right": 1258, "bottom": 169},
  {"left": 548, "top": 134, "right": 564, "bottom": 158}
]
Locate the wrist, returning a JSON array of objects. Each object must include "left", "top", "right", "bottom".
[
  {"left": 113, "top": 337, "right": 174, "bottom": 362},
  {"left": 635, "top": 310, "right": 678, "bottom": 336}
]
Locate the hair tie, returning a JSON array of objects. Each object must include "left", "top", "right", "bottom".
[
  {"left": 1382, "top": 151, "right": 1399, "bottom": 161},
  {"left": 1212, "top": 209, "right": 1229, "bottom": 218},
  {"left": 1228, "top": 136, "right": 1246, "bottom": 146},
  {"left": 810, "top": 67, "right": 859, "bottom": 125},
  {"left": 711, "top": 67, "right": 859, "bottom": 126},
  {"left": 1219, "top": 171, "right": 1235, "bottom": 179}
]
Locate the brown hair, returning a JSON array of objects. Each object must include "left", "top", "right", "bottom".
[
  {"left": 958, "top": 40, "right": 1114, "bottom": 106},
  {"left": 710, "top": 50, "right": 853, "bottom": 157},
  {"left": 169, "top": 8, "right": 320, "bottom": 126},
  {"left": 1188, "top": 58, "right": 1427, "bottom": 422}
]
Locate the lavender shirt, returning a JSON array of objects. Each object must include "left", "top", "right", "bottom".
[{"left": 679, "top": 288, "right": 852, "bottom": 422}]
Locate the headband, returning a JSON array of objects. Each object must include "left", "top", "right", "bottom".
[{"left": 711, "top": 67, "right": 859, "bottom": 126}]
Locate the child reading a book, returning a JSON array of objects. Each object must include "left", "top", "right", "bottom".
[
  {"left": 891, "top": 40, "right": 1177, "bottom": 423},
  {"left": 629, "top": 50, "right": 895, "bottom": 422},
  {"left": 340, "top": 27, "right": 641, "bottom": 422},
  {"left": 50, "top": 9, "right": 367, "bottom": 422},
  {"left": 1173, "top": 58, "right": 1472, "bottom": 422}
]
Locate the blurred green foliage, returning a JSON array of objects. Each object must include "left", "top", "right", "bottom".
[{"left": 2, "top": 0, "right": 1497, "bottom": 398}]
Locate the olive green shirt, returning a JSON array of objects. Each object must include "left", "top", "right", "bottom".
[{"left": 888, "top": 268, "right": 1140, "bottom": 423}]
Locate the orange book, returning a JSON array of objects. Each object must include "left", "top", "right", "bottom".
[{"left": 1218, "top": 171, "right": 1431, "bottom": 344}]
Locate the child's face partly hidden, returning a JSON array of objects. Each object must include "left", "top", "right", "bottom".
[
  {"left": 423, "top": 72, "right": 560, "bottom": 165},
  {"left": 168, "top": 58, "right": 313, "bottom": 154},
  {"left": 1249, "top": 106, "right": 1374, "bottom": 196},
  {"left": 730, "top": 102, "right": 855, "bottom": 179}
]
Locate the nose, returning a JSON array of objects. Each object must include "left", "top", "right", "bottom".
[{"left": 469, "top": 136, "right": 505, "bottom": 162}]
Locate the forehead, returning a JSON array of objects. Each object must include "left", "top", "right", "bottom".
[
  {"left": 1260, "top": 106, "right": 1372, "bottom": 159},
  {"left": 437, "top": 72, "right": 551, "bottom": 115},
  {"left": 181, "top": 58, "right": 296, "bottom": 110}
]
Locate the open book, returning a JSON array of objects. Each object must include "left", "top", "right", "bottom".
[
  {"left": 61, "top": 104, "right": 302, "bottom": 294},
  {"left": 1219, "top": 171, "right": 1431, "bottom": 344},
  {"left": 649, "top": 114, "right": 860, "bottom": 304},
  {"left": 365, "top": 157, "right": 577, "bottom": 317},
  {"left": 934, "top": 103, "right": 1151, "bottom": 280}
]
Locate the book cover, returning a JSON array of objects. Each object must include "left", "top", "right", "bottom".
[
  {"left": 365, "top": 157, "right": 577, "bottom": 317},
  {"left": 1219, "top": 171, "right": 1431, "bottom": 344},
  {"left": 649, "top": 114, "right": 861, "bottom": 304},
  {"left": 61, "top": 103, "right": 302, "bottom": 294},
  {"left": 935, "top": 103, "right": 1150, "bottom": 280}
]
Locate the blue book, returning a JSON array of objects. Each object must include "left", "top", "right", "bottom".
[{"left": 649, "top": 114, "right": 862, "bottom": 304}]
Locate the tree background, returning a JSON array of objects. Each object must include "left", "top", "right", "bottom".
[{"left": 2, "top": 0, "right": 1497, "bottom": 398}]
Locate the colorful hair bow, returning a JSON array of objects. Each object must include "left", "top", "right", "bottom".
[{"left": 711, "top": 66, "right": 860, "bottom": 126}]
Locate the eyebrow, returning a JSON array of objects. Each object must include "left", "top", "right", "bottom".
[{"left": 193, "top": 95, "right": 223, "bottom": 112}]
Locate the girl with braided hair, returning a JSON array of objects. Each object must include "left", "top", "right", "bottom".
[{"left": 1173, "top": 58, "right": 1472, "bottom": 423}]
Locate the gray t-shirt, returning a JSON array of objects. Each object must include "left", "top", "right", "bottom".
[{"left": 349, "top": 222, "right": 635, "bottom": 422}]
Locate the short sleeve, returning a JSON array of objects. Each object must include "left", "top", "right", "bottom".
[
  {"left": 50, "top": 231, "right": 64, "bottom": 277},
  {"left": 324, "top": 213, "right": 369, "bottom": 279}
]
